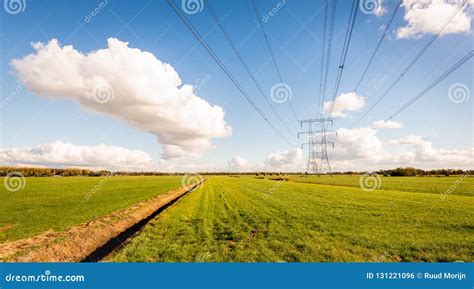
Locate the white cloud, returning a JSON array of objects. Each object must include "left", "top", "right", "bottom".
[
  {"left": 387, "top": 135, "right": 474, "bottom": 166},
  {"left": 327, "top": 128, "right": 473, "bottom": 171},
  {"left": 263, "top": 148, "right": 303, "bottom": 171},
  {"left": 397, "top": 0, "right": 473, "bottom": 39},
  {"left": 2, "top": 135, "right": 472, "bottom": 172},
  {"left": 0, "top": 141, "right": 153, "bottom": 170},
  {"left": 330, "top": 127, "right": 385, "bottom": 161},
  {"left": 227, "top": 155, "right": 248, "bottom": 170},
  {"left": 372, "top": 120, "right": 403, "bottom": 129},
  {"left": 388, "top": 134, "right": 426, "bottom": 145},
  {"left": 323, "top": 92, "right": 365, "bottom": 118},
  {"left": 11, "top": 38, "right": 232, "bottom": 159}
]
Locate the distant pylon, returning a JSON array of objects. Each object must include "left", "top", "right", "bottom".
[
  {"left": 301, "top": 119, "right": 318, "bottom": 174},
  {"left": 319, "top": 119, "right": 333, "bottom": 174},
  {"left": 298, "top": 118, "right": 335, "bottom": 175}
]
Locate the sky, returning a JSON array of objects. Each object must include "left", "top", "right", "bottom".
[{"left": 0, "top": 0, "right": 473, "bottom": 172}]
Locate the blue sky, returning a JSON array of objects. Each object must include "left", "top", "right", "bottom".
[{"left": 0, "top": 0, "right": 473, "bottom": 172}]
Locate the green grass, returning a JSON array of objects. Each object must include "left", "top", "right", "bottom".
[
  {"left": 0, "top": 176, "right": 182, "bottom": 242},
  {"left": 109, "top": 176, "right": 474, "bottom": 262},
  {"left": 287, "top": 175, "right": 474, "bottom": 196}
]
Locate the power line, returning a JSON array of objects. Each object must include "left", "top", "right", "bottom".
[
  {"left": 300, "top": 0, "right": 341, "bottom": 175},
  {"left": 351, "top": 0, "right": 467, "bottom": 127},
  {"left": 317, "top": 0, "right": 329, "bottom": 116},
  {"left": 250, "top": 0, "right": 298, "bottom": 121},
  {"left": 354, "top": 0, "right": 401, "bottom": 92},
  {"left": 319, "top": 0, "right": 337, "bottom": 117},
  {"left": 335, "top": 0, "right": 400, "bottom": 116},
  {"left": 166, "top": 0, "right": 296, "bottom": 147},
  {"left": 388, "top": 50, "right": 473, "bottom": 119},
  {"left": 204, "top": 0, "right": 296, "bottom": 137},
  {"left": 310, "top": 0, "right": 358, "bottom": 174},
  {"left": 328, "top": 0, "right": 360, "bottom": 118},
  {"left": 327, "top": 51, "right": 473, "bottom": 156}
]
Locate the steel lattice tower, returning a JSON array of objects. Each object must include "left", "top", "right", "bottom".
[
  {"left": 300, "top": 120, "right": 319, "bottom": 174},
  {"left": 299, "top": 118, "right": 335, "bottom": 175}
]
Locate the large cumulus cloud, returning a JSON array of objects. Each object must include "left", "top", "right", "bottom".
[{"left": 11, "top": 38, "right": 232, "bottom": 159}]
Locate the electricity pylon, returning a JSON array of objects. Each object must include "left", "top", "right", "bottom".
[
  {"left": 298, "top": 118, "right": 336, "bottom": 175},
  {"left": 299, "top": 119, "right": 319, "bottom": 174}
]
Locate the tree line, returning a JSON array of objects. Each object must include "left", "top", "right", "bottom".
[
  {"left": 374, "top": 167, "right": 470, "bottom": 177},
  {"left": 0, "top": 166, "right": 471, "bottom": 177}
]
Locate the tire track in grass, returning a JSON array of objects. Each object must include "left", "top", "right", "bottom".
[
  {"left": 236, "top": 178, "right": 337, "bottom": 261},
  {"left": 219, "top": 178, "right": 310, "bottom": 261},
  {"left": 189, "top": 178, "right": 217, "bottom": 260},
  {"left": 211, "top": 179, "right": 256, "bottom": 260},
  {"left": 212, "top": 177, "right": 472, "bottom": 262},
  {"left": 226, "top": 178, "right": 410, "bottom": 261}
]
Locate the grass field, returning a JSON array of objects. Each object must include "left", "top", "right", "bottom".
[
  {"left": 109, "top": 176, "right": 474, "bottom": 262},
  {"left": 287, "top": 175, "right": 474, "bottom": 196},
  {"left": 0, "top": 176, "right": 182, "bottom": 242}
]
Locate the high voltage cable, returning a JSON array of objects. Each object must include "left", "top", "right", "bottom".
[
  {"left": 204, "top": 0, "right": 296, "bottom": 137},
  {"left": 330, "top": 51, "right": 473, "bottom": 155},
  {"left": 328, "top": 0, "right": 360, "bottom": 118},
  {"left": 319, "top": 0, "right": 337, "bottom": 117},
  {"left": 354, "top": 0, "right": 401, "bottom": 92},
  {"left": 351, "top": 0, "right": 467, "bottom": 127},
  {"left": 335, "top": 0, "right": 399, "bottom": 116},
  {"left": 166, "top": 0, "right": 296, "bottom": 147},
  {"left": 317, "top": 0, "right": 329, "bottom": 116},
  {"left": 388, "top": 50, "right": 473, "bottom": 119},
  {"left": 250, "top": 0, "right": 299, "bottom": 121},
  {"left": 302, "top": 0, "right": 339, "bottom": 176}
]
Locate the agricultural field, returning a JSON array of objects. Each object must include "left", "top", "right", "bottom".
[
  {"left": 109, "top": 176, "right": 474, "bottom": 262},
  {"left": 0, "top": 176, "right": 182, "bottom": 242},
  {"left": 287, "top": 175, "right": 474, "bottom": 196}
]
